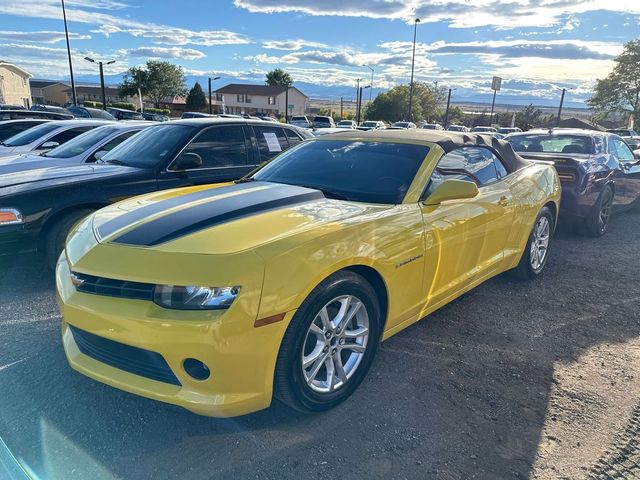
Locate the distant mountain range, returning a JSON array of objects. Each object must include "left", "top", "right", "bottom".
[{"left": 46, "top": 72, "right": 589, "bottom": 110}]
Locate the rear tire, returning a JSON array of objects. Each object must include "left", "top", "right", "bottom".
[
  {"left": 511, "top": 206, "right": 554, "bottom": 280},
  {"left": 44, "top": 209, "right": 94, "bottom": 270},
  {"left": 584, "top": 184, "right": 614, "bottom": 237},
  {"left": 274, "top": 271, "right": 381, "bottom": 413}
]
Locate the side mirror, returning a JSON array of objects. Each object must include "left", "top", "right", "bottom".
[
  {"left": 423, "top": 179, "right": 479, "bottom": 206},
  {"left": 40, "top": 141, "right": 59, "bottom": 150},
  {"left": 173, "top": 152, "right": 203, "bottom": 170},
  {"left": 93, "top": 150, "right": 107, "bottom": 161}
]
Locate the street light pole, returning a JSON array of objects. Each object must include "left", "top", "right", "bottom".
[
  {"left": 61, "top": 0, "right": 77, "bottom": 106},
  {"left": 365, "top": 65, "right": 374, "bottom": 104},
  {"left": 84, "top": 57, "right": 115, "bottom": 110},
  {"left": 408, "top": 18, "right": 421, "bottom": 121},
  {"left": 556, "top": 88, "right": 566, "bottom": 127},
  {"left": 208, "top": 76, "right": 220, "bottom": 114}
]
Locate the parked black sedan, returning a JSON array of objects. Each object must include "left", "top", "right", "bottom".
[{"left": 0, "top": 118, "right": 310, "bottom": 267}]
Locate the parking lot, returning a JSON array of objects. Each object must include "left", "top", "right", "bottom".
[{"left": 0, "top": 213, "right": 638, "bottom": 479}]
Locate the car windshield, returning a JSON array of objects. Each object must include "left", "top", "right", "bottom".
[
  {"left": 1, "top": 122, "right": 60, "bottom": 146},
  {"left": 43, "top": 126, "right": 118, "bottom": 158},
  {"left": 509, "top": 134, "right": 594, "bottom": 155},
  {"left": 252, "top": 140, "right": 429, "bottom": 204},
  {"left": 337, "top": 121, "right": 352, "bottom": 125},
  {"left": 362, "top": 121, "right": 377, "bottom": 127},
  {"left": 101, "top": 124, "right": 196, "bottom": 168},
  {"left": 393, "top": 122, "right": 409, "bottom": 127}
]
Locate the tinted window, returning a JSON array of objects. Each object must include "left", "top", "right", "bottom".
[
  {"left": 509, "top": 134, "right": 593, "bottom": 154},
  {"left": 427, "top": 147, "right": 500, "bottom": 194},
  {"left": 284, "top": 128, "right": 303, "bottom": 147},
  {"left": 610, "top": 137, "right": 634, "bottom": 162},
  {"left": 45, "top": 126, "right": 117, "bottom": 158},
  {"left": 179, "top": 125, "right": 248, "bottom": 169},
  {"left": 87, "top": 130, "right": 140, "bottom": 162},
  {"left": 102, "top": 124, "right": 196, "bottom": 168},
  {"left": 0, "top": 121, "right": 44, "bottom": 141},
  {"left": 253, "top": 140, "right": 429, "bottom": 204},
  {"left": 2, "top": 123, "right": 61, "bottom": 146},
  {"left": 44, "top": 126, "right": 96, "bottom": 147},
  {"left": 254, "top": 126, "right": 289, "bottom": 162}
]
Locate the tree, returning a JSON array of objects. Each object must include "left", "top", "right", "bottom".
[
  {"left": 185, "top": 82, "right": 207, "bottom": 112},
  {"left": 265, "top": 68, "right": 293, "bottom": 87},
  {"left": 588, "top": 40, "right": 640, "bottom": 125},
  {"left": 119, "top": 60, "right": 186, "bottom": 108},
  {"left": 515, "top": 104, "right": 545, "bottom": 130},
  {"left": 363, "top": 82, "right": 441, "bottom": 123}
]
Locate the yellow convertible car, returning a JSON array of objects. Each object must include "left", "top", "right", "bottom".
[{"left": 56, "top": 130, "right": 560, "bottom": 417}]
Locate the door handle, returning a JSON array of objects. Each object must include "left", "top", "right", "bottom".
[{"left": 498, "top": 196, "right": 510, "bottom": 206}]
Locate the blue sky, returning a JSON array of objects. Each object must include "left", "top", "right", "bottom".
[{"left": 0, "top": 0, "right": 639, "bottom": 105}]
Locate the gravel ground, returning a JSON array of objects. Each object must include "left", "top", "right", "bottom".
[{"left": 0, "top": 214, "right": 639, "bottom": 479}]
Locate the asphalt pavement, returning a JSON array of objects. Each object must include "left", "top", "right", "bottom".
[{"left": 1, "top": 214, "right": 640, "bottom": 480}]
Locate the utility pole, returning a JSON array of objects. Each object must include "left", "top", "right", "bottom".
[
  {"left": 356, "top": 87, "right": 364, "bottom": 125},
  {"left": 285, "top": 85, "right": 289, "bottom": 122},
  {"left": 365, "top": 65, "right": 374, "bottom": 104},
  {"left": 340, "top": 97, "right": 343, "bottom": 119},
  {"left": 444, "top": 88, "right": 453, "bottom": 127},
  {"left": 556, "top": 88, "right": 566, "bottom": 127},
  {"left": 407, "top": 18, "right": 421, "bottom": 121},
  {"left": 61, "top": 0, "right": 77, "bottom": 106}
]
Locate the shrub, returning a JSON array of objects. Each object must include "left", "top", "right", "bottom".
[{"left": 110, "top": 102, "right": 137, "bottom": 111}]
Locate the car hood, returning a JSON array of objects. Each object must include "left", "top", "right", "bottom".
[
  {"left": 0, "top": 154, "right": 77, "bottom": 174},
  {"left": 0, "top": 163, "right": 140, "bottom": 191},
  {"left": 90, "top": 181, "right": 391, "bottom": 256},
  {"left": 0, "top": 145, "right": 20, "bottom": 156}
]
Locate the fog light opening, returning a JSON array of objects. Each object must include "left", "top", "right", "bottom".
[{"left": 183, "top": 358, "right": 210, "bottom": 381}]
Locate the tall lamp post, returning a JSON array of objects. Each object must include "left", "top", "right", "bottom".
[
  {"left": 365, "top": 65, "right": 374, "bottom": 104},
  {"left": 208, "top": 76, "right": 220, "bottom": 114},
  {"left": 556, "top": 88, "right": 567, "bottom": 127},
  {"left": 407, "top": 18, "right": 421, "bottom": 121},
  {"left": 356, "top": 85, "right": 370, "bottom": 125},
  {"left": 61, "top": 0, "right": 77, "bottom": 106},
  {"left": 84, "top": 57, "right": 115, "bottom": 110}
]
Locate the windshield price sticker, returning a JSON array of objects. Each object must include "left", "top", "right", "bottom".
[{"left": 263, "top": 132, "right": 282, "bottom": 152}]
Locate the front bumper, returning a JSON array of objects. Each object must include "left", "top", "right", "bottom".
[
  {"left": 0, "top": 224, "right": 38, "bottom": 256},
  {"left": 56, "top": 254, "right": 292, "bottom": 417}
]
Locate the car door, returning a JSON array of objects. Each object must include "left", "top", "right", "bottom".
[
  {"left": 609, "top": 136, "right": 640, "bottom": 206},
  {"left": 421, "top": 146, "right": 515, "bottom": 307},
  {"left": 158, "top": 124, "right": 254, "bottom": 188}
]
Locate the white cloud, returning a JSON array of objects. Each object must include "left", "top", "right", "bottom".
[
  {"left": 0, "top": 31, "right": 91, "bottom": 43},
  {"left": 120, "top": 47, "right": 206, "bottom": 60},
  {"left": 234, "top": 0, "right": 640, "bottom": 29},
  {"left": 262, "top": 39, "right": 329, "bottom": 51}
]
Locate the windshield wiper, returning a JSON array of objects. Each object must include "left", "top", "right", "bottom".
[
  {"left": 234, "top": 177, "right": 256, "bottom": 184},
  {"left": 299, "top": 184, "right": 349, "bottom": 201}
]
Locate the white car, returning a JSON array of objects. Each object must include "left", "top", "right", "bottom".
[
  {"left": 0, "top": 122, "right": 153, "bottom": 173},
  {"left": 388, "top": 121, "right": 417, "bottom": 130},
  {"left": 471, "top": 126, "right": 497, "bottom": 133},
  {"left": 447, "top": 124, "right": 469, "bottom": 132},
  {"left": 289, "top": 116, "right": 311, "bottom": 129},
  {"left": 0, "top": 120, "right": 110, "bottom": 158},
  {"left": 336, "top": 120, "right": 357, "bottom": 129},
  {"left": 358, "top": 120, "right": 386, "bottom": 131},
  {"left": 421, "top": 123, "right": 444, "bottom": 130}
]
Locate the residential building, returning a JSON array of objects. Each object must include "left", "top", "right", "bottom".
[
  {"left": 160, "top": 95, "right": 186, "bottom": 115},
  {"left": 30, "top": 79, "right": 69, "bottom": 106},
  {"left": 65, "top": 84, "right": 129, "bottom": 105},
  {"left": 213, "top": 84, "right": 308, "bottom": 117},
  {"left": 0, "top": 61, "right": 32, "bottom": 107}
]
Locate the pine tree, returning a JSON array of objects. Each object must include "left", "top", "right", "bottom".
[{"left": 185, "top": 81, "right": 208, "bottom": 112}]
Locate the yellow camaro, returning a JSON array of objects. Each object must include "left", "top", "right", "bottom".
[{"left": 56, "top": 130, "right": 560, "bottom": 417}]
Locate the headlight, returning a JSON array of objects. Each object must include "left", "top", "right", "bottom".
[
  {"left": 153, "top": 285, "right": 240, "bottom": 310},
  {"left": 0, "top": 208, "right": 23, "bottom": 226}
]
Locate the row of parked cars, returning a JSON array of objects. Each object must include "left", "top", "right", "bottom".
[
  {"left": 0, "top": 103, "right": 170, "bottom": 122},
  {"left": 2, "top": 111, "right": 640, "bottom": 418}
]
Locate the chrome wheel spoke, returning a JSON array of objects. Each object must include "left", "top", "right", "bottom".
[
  {"left": 334, "top": 354, "right": 348, "bottom": 384},
  {"left": 318, "top": 307, "right": 332, "bottom": 332},
  {"left": 330, "top": 296, "right": 351, "bottom": 330},
  {"left": 303, "top": 345, "right": 325, "bottom": 369},
  {"left": 306, "top": 354, "right": 326, "bottom": 385},
  {"left": 343, "top": 325, "right": 368, "bottom": 339},
  {"left": 325, "top": 356, "right": 336, "bottom": 391},
  {"left": 341, "top": 343, "right": 366, "bottom": 354}
]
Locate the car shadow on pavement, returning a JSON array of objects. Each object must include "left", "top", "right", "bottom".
[{"left": 1, "top": 214, "right": 639, "bottom": 479}]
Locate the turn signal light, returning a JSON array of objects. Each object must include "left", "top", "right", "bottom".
[{"left": 0, "top": 208, "right": 23, "bottom": 226}]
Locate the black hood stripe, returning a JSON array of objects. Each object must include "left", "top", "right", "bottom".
[
  {"left": 96, "top": 182, "right": 260, "bottom": 240},
  {"left": 110, "top": 184, "right": 324, "bottom": 246}
]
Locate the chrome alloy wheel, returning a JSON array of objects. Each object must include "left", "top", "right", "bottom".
[
  {"left": 598, "top": 188, "right": 613, "bottom": 233},
  {"left": 530, "top": 215, "right": 550, "bottom": 270},
  {"left": 301, "top": 295, "right": 370, "bottom": 393}
]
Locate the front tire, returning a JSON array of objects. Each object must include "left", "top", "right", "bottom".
[
  {"left": 274, "top": 271, "right": 381, "bottom": 413},
  {"left": 512, "top": 206, "right": 554, "bottom": 280},
  {"left": 44, "top": 209, "right": 95, "bottom": 270}
]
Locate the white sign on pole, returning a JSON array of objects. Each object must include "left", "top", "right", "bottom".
[{"left": 491, "top": 76, "right": 502, "bottom": 91}]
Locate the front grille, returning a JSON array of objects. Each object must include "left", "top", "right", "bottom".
[
  {"left": 69, "top": 325, "right": 181, "bottom": 386},
  {"left": 72, "top": 272, "right": 155, "bottom": 301}
]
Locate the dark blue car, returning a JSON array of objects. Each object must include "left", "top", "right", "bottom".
[{"left": 507, "top": 129, "right": 640, "bottom": 237}]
